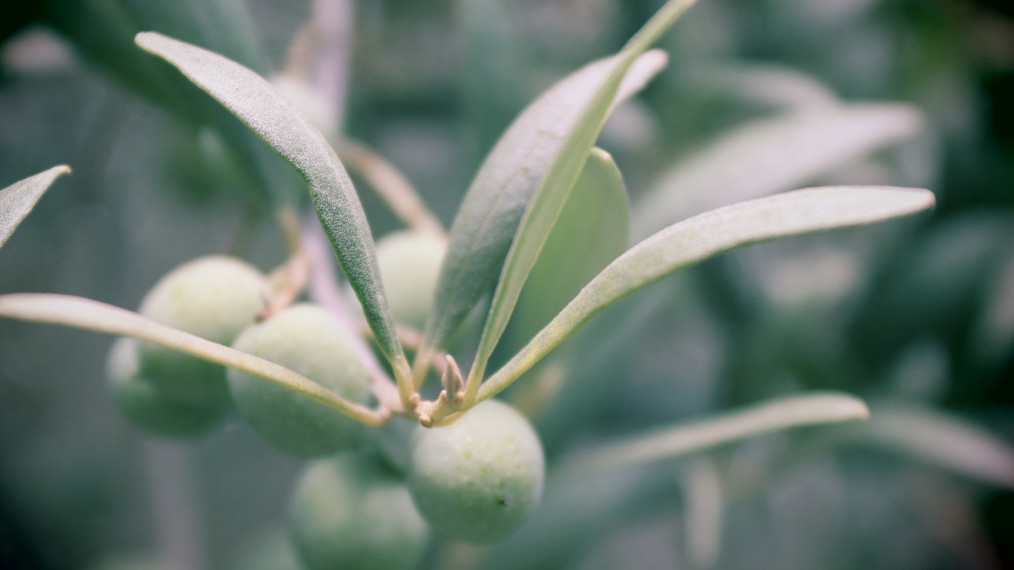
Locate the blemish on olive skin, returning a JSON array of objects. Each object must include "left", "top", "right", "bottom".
[{"left": 496, "top": 496, "right": 507, "bottom": 507}]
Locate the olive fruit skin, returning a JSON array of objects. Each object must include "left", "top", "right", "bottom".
[
  {"left": 137, "top": 255, "right": 269, "bottom": 404},
  {"left": 107, "top": 338, "right": 224, "bottom": 437},
  {"left": 408, "top": 399, "right": 545, "bottom": 543},
  {"left": 373, "top": 230, "right": 446, "bottom": 331},
  {"left": 290, "top": 452, "right": 430, "bottom": 570},
  {"left": 227, "top": 304, "right": 371, "bottom": 457}
]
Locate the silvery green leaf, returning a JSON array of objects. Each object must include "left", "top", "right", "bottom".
[
  {"left": 679, "top": 62, "right": 839, "bottom": 110},
  {"left": 0, "top": 294, "right": 381, "bottom": 424},
  {"left": 503, "top": 148, "right": 629, "bottom": 359},
  {"left": 481, "top": 186, "right": 934, "bottom": 399},
  {"left": 841, "top": 405, "right": 1014, "bottom": 489},
  {"left": 424, "top": 0, "right": 697, "bottom": 355},
  {"left": 632, "top": 104, "right": 924, "bottom": 239},
  {"left": 136, "top": 32, "right": 404, "bottom": 363},
  {"left": 559, "top": 393, "right": 870, "bottom": 475},
  {"left": 0, "top": 166, "right": 70, "bottom": 250}
]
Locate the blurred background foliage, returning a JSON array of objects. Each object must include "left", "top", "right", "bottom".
[{"left": 0, "top": 0, "right": 1012, "bottom": 569}]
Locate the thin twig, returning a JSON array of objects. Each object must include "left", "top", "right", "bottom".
[
  {"left": 340, "top": 139, "right": 446, "bottom": 237},
  {"left": 259, "top": 251, "right": 310, "bottom": 321}
]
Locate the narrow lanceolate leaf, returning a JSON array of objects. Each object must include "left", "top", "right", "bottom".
[
  {"left": 481, "top": 186, "right": 935, "bottom": 400},
  {"left": 632, "top": 103, "right": 924, "bottom": 238},
  {"left": 0, "top": 166, "right": 71, "bottom": 250},
  {"left": 0, "top": 294, "right": 383, "bottom": 425},
  {"left": 424, "top": 0, "right": 696, "bottom": 354},
  {"left": 558, "top": 393, "right": 869, "bottom": 475},
  {"left": 841, "top": 406, "right": 1014, "bottom": 489},
  {"left": 136, "top": 32, "right": 404, "bottom": 366},
  {"left": 503, "top": 148, "right": 628, "bottom": 360}
]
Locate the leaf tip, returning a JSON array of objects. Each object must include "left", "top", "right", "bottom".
[
  {"left": 802, "top": 392, "right": 870, "bottom": 424},
  {"left": 50, "top": 164, "right": 72, "bottom": 178},
  {"left": 833, "top": 394, "right": 871, "bottom": 422},
  {"left": 134, "top": 31, "right": 167, "bottom": 53}
]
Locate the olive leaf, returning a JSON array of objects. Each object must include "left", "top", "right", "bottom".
[
  {"left": 135, "top": 33, "right": 407, "bottom": 373},
  {"left": 0, "top": 293, "right": 383, "bottom": 425},
  {"left": 632, "top": 103, "right": 925, "bottom": 238},
  {"left": 502, "top": 148, "right": 629, "bottom": 360},
  {"left": 423, "top": 0, "right": 696, "bottom": 356},
  {"left": 558, "top": 393, "right": 870, "bottom": 475},
  {"left": 0, "top": 165, "right": 71, "bottom": 250},
  {"left": 482, "top": 393, "right": 868, "bottom": 570},
  {"left": 834, "top": 405, "right": 1014, "bottom": 489},
  {"left": 480, "top": 186, "right": 935, "bottom": 400}
]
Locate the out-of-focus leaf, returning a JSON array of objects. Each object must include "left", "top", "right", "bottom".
[
  {"left": 680, "top": 458, "right": 723, "bottom": 569},
  {"left": 503, "top": 148, "right": 628, "bottom": 358},
  {"left": 559, "top": 393, "right": 869, "bottom": 475},
  {"left": 0, "top": 165, "right": 70, "bottom": 250},
  {"left": 136, "top": 32, "right": 405, "bottom": 365},
  {"left": 0, "top": 294, "right": 381, "bottom": 424},
  {"left": 632, "top": 104, "right": 924, "bottom": 238},
  {"left": 481, "top": 186, "right": 934, "bottom": 399},
  {"left": 841, "top": 406, "right": 1014, "bottom": 489},
  {"left": 679, "top": 63, "right": 839, "bottom": 110},
  {"left": 424, "top": 0, "right": 697, "bottom": 356}
]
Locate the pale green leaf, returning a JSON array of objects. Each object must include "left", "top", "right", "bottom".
[
  {"left": 424, "top": 0, "right": 697, "bottom": 354},
  {"left": 842, "top": 406, "right": 1014, "bottom": 489},
  {"left": 0, "top": 293, "right": 382, "bottom": 425},
  {"left": 135, "top": 32, "right": 404, "bottom": 365},
  {"left": 632, "top": 104, "right": 925, "bottom": 239},
  {"left": 558, "top": 393, "right": 869, "bottom": 475},
  {"left": 481, "top": 186, "right": 935, "bottom": 399},
  {"left": 502, "top": 148, "right": 629, "bottom": 358},
  {"left": 0, "top": 166, "right": 71, "bottom": 250}
]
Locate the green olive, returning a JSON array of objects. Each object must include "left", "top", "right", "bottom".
[
  {"left": 106, "top": 337, "right": 225, "bottom": 437},
  {"left": 137, "top": 255, "right": 269, "bottom": 405},
  {"left": 372, "top": 230, "right": 446, "bottom": 331},
  {"left": 227, "top": 304, "right": 371, "bottom": 457},
  {"left": 408, "top": 399, "right": 545, "bottom": 543},
  {"left": 290, "top": 452, "right": 430, "bottom": 570}
]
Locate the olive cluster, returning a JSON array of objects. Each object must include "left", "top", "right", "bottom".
[{"left": 105, "top": 234, "right": 546, "bottom": 567}]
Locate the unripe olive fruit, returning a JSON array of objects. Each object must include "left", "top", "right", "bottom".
[
  {"left": 106, "top": 338, "right": 225, "bottom": 437},
  {"left": 137, "top": 255, "right": 269, "bottom": 404},
  {"left": 408, "top": 399, "right": 545, "bottom": 543},
  {"left": 290, "top": 452, "right": 430, "bottom": 570},
  {"left": 371, "top": 230, "right": 447, "bottom": 331},
  {"left": 227, "top": 304, "right": 371, "bottom": 457}
]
